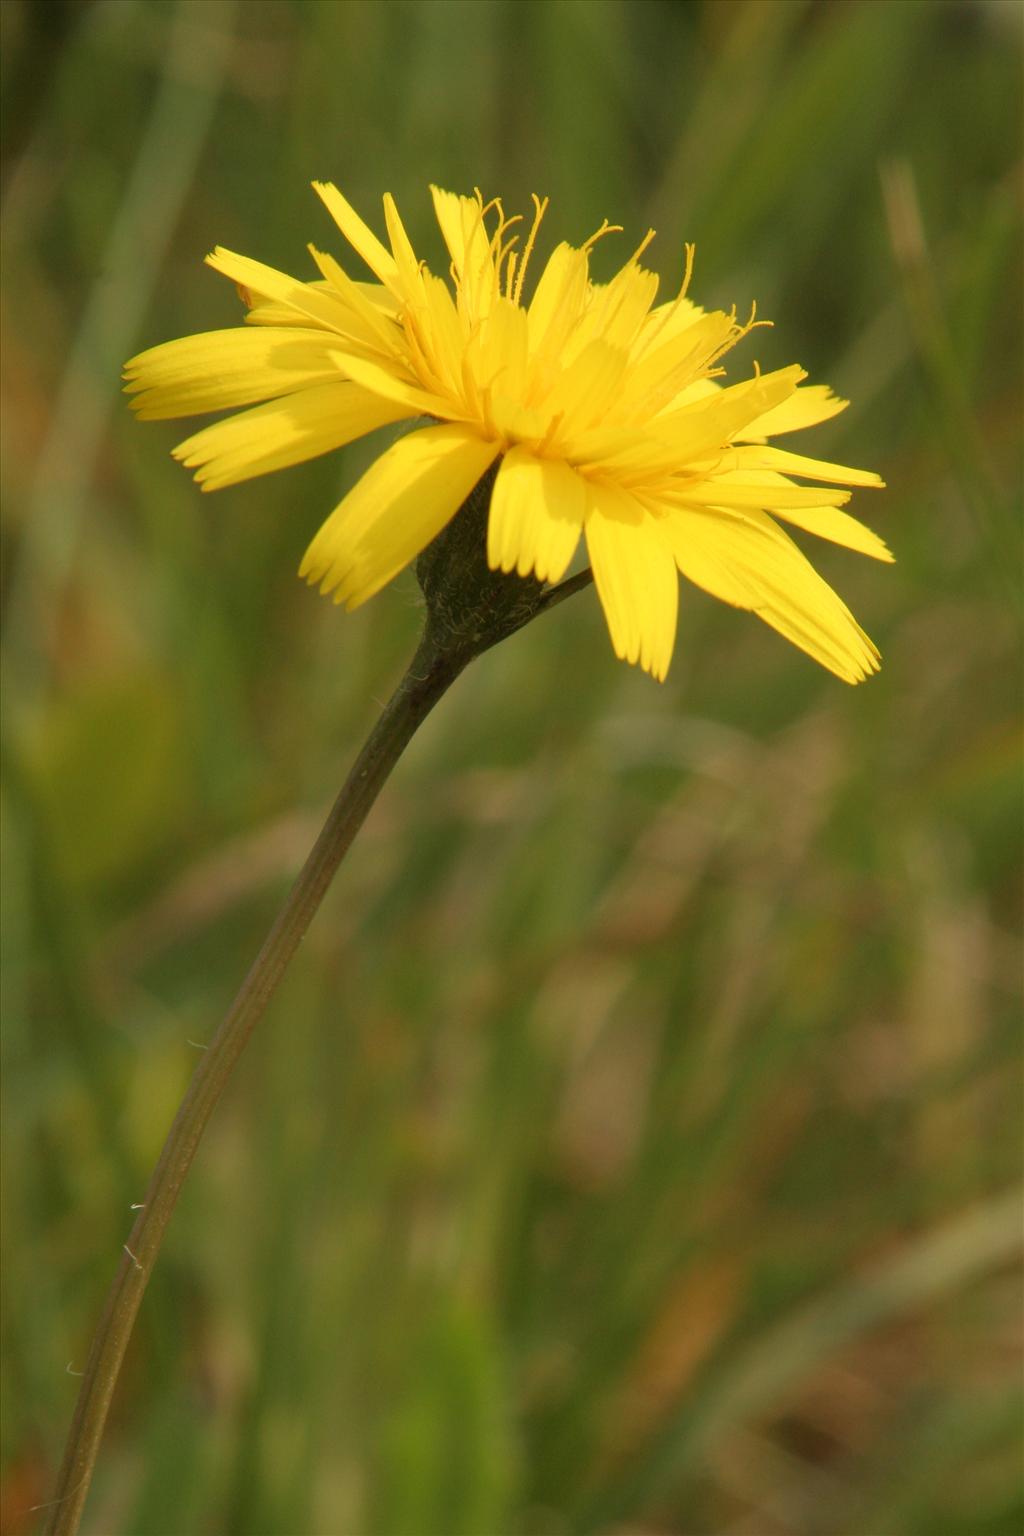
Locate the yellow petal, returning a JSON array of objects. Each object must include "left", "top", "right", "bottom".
[
  {"left": 431, "top": 187, "right": 497, "bottom": 323},
  {"left": 488, "top": 449, "right": 584, "bottom": 582},
  {"left": 623, "top": 309, "right": 740, "bottom": 418},
  {"left": 172, "top": 382, "right": 414, "bottom": 491},
  {"left": 329, "top": 349, "right": 453, "bottom": 419},
  {"left": 574, "top": 367, "right": 807, "bottom": 482},
  {"left": 404, "top": 271, "right": 465, "bottom": 400},
  {"left": 382, "top": 192, "right": 424, "bottom": 299},
  {"left": 299, "top": 424, "right": 500, "bottom": 609},
  {"left": 652, "top": 365, "right": 807, "bottom": 448},
  {"left": 668, "top": 376, "right": 721, "bottom": 408},
  {"left": 311, "top": 181, "right": 400, "bottom": 289},
  {"left": 245, "top": 279, "right": 399, "bottom": 329},
  {"left": 205, "top": 247, "right": 355, "bottom": 333},
  {"left": 635, "top": 294, "right": 706, "bottom": 353},
  {"left": 724, "top": 444, "right": 884, "bottom": 488},
  {"left": 123, "top": 328, "right": 346, "bottom": 419},
  {"left": 704, "top": 467, "right": 892, "bottom": 561},
  {"left": 528, "top": 243, "right": 591, "bottom": 358},
  {"left": 673, "top": 468, "right": 892, "bottom": 561},
  {"left": 738, "top": 383, "right": 848, "bottom": 439},
  {"left": 663, "top": 504, "right": 880, "bottom": 683},
  {"left": 585, "top": 482, "right": 679, "bottom": 681},
  {"left": 767, "top": 503, "right": 893, "bottom": 562},
  {"left": 473, "top": 296, "right": 529, "bottom": 403},
  {"left": 306, "top": 246, "right": 404, "bottom": 353},
  {"left": 564, "top": 261, "right": 659, "bottom": 362},
  {"left": 243, "top": 278, "right": 335, "bottom": 329},
  {"left": 672, "top": 478, "right": 853, "bottom": 511},
  {"left": 544, "top": 339, "right": 629, "bottom": 444},
  {"left": 430, "top": 185, "right": 470, "bottom": 272}
]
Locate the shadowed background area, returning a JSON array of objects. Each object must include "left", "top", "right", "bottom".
[{"left": 2, "top": 1, "right": 1021, "bottom": 1532}]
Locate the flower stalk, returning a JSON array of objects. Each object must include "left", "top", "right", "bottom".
[
  {"left": 43, "top": 481, "right": 591, "bottom": 1536},
  {"left": 43, "top": 628, "right": 456, "bottom": 1536}
]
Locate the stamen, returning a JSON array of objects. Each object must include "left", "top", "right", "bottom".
[{"left": 513, "top": 194, "right": 549, "bottom": 305}]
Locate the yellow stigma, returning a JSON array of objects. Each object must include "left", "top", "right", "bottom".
[
  {"left": 580, "top": 217, "right": 624, "bottom": 256},
  {"left": 512, "top": 194, "right": 549, "bottom": 305}
]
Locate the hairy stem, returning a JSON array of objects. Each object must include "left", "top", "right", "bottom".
[{"left": 43, "top": 626, "right": 465, "bottom": 1536}]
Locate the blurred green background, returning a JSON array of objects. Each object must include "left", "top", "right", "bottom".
[{"left": 2, "top": 1, "right": 1022, "bottom": 1533}]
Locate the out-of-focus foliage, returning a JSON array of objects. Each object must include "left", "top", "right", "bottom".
[{"left": 2, "top": 2, "right": 1021, "bottom": 1533}]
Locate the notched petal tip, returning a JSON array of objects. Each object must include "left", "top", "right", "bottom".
[
  {"left": 639, "top": 652, "right": 671, "bottom": 684},
  {"left": 847, "top": 653, "right": 882, "bottom": 685},
  {"left": 299, "top": 551, "right": 348, "bottom": 603},
  {"left": 843, "top": 629, "right": 882, "bottom": 684}
]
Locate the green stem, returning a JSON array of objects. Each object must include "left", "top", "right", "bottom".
[
  {"left": 536, "top": 566, "right": 594, "bottom": 618},
  {"left": 43, "top": 626, "right": 465, "bottom": 1536}
]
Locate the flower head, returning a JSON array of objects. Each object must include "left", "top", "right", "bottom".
[{"left": 124, "top": 184, "right": 889, "bottom": 682}]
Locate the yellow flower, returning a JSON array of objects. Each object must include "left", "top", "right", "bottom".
[{"left": 124, "top": 184, "right": 890, "bottom": 683}]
